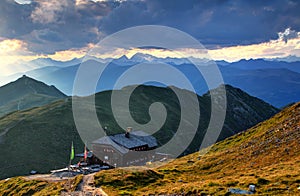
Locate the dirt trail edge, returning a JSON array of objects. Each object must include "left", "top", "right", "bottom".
[
  {"left": 25, "top": 173, "right": 108, "bottom": 196},
  {"left": 77, "top": 173, "right": 108, "bottom": 196}
]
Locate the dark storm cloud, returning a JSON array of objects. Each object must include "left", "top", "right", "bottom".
[
  {"left": 0, "top": 0, "right": 300, "bottom": 54},
  {"left": 34, "top": 29, "right": 63, "bottom": 42},
  {"left": 0, "top": 0, "right": 114, "bottom": 54},
  {"left": 0, "top": 0, "right": 36, "bottom": 38},
  {"left": 99, "top": 0, "right": 300, "bottom": 48}
]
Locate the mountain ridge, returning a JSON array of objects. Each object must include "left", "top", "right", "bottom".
[
  {"left": 0, "top": 101, "right": 298, "bottom": 195},
  {"left": 1, "top": 56, "right": 300, "bottom": 107},
  {"left": 0, "top": 75, "right": 66, "bottom": 117},
  {"left": 2, "top": 57, "right": 298, "bottom": 107},
  {"left": 0, "top": 80, "right": 278, "bottom": 179}
]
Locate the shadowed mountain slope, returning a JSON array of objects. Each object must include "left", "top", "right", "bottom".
[
  {"left": 0, "top": 84, "right": 278, "bottom": 179},
  {"left": 0, "top": 75, "right": 66, "bottom": 117},
  {"left": 0, "top": 100, "right": 297, "bottom": 195}
]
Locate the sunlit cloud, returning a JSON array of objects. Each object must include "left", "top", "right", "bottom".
[
  {"left": 209, "top": 29, "right": 300, "bottom": 62},
  {"left": 0, "top": 39, "right": 36, "bottom": 65},
  {"left": 75, "top": 0, "right": 119, "bottom": 5},
  {"left": 81, "top": 28, "right": 300, "bottom": 62},
  {"left": 278, "top": 28, "right": 299, "bottom": 43},
  {"left": 0, "top": 39, "right": 39, "bottom": 75},
  {"left": 1, "top": 28, "right": 300, "bottom": 77},
  {"left": 14, "top": 0, "right": 32, "bottom": 4},
  {"left": 0, "top": 39, "right": 25, "bottom": 54},
  {"left": 47, "top": 43, "right": 95, "bottom": 61},
  {"left": 91, "top": 0, "right": 127, "bottom": 2},
  {"left": 19, "top": 31, "right": 300, "bottom": 64}
]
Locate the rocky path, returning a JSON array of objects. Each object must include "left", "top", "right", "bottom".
[
  {"left": 25, "top": 172, "right": 108, "bottom": 195},
  {"left": 79, "top": 173, "right": 108, "bottom": 196},
  {"left": 58, "top": 173, "right": 108, "bottom": 196}
]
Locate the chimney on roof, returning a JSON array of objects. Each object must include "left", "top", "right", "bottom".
[{"left": 125, "top": 127, "right": 132, "bottom": 138}]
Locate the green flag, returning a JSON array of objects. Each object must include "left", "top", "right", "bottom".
[{"left": 70, "top": 142, "right": 74, "bottom": 160}]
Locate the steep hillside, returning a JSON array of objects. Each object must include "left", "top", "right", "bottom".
[
  {"left": 93, "top": 102, "right": 300, "bottom": 195},
  {"left": 0, "top": 101, "right": 297, "bottom": 196},
  {"left": 204, "top": 85, "right": 278, "bottom": 140},
  {"left": 0, "top": 85, "right": 278, "bottom": 179},
  {"left": 0, "top": 99, "right": 82, "bottom": 179},
  {"left": 0, "top": 75, "right": 66, "bottom": 117}
]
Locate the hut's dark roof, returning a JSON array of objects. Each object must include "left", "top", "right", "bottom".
[
  {"left": 128, "top": 131, "right": 158, "bottom": 148},
  {"left": 92, "top": 131, "right": 158, "bottom": 153},
  {"left": 92, "top": 136, "right": 129, "bottom": 154}
]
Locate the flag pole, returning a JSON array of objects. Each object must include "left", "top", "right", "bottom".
[
  {"left": 84, "top": 141, "right": 88, "bottom": 163},
  {"left": 69, "top": 141, "right": 74, "bottom": 172},
  {"left": 68, "top": 141, "right": 74, "bottom": 192}
]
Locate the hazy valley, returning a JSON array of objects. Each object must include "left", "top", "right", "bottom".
[{"left": 1, "top": 55, "right": 300, "bottom": 107}]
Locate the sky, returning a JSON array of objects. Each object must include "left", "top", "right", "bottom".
[{"left": 1, "top": 0, "right": 300, "bottom": 75}]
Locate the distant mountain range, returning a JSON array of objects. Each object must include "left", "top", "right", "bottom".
[
  {"left": 0, "top": 75, "right": 66, "bottom": 117},
  {"left": 0, "top": 76, "right": 278, "bottom": 179},
  {"left": 225, "top": 58, "right": 300, "bottom": 73},
  {"left": 264, "top": 55, "right": 300, "bottom": 62},
  {"left": 1, "top": 54, "right": 300, "bottom": 107}
]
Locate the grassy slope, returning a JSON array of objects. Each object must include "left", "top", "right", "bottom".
[
  {"left": 0, "top": 93, "right": 64, "bottom": 117},
  {"left": 0, "top": 85, "right": 278, "bottom": 179},
  {"left": 0, "top": 99, "right": 83, "bottom": 179},
  {"left": 0, "top": 76, "right": 66, "bottom": 118},
  {"left": 0, "top": 76, "right": 66, "bottom": 106},
  {"left": 0, "top": 97, "right": 296, "bottom": 195},
  {"left": 93, "top": 102, "right": 300, "bottom": 195},
  {"left": 0, "top": 175, "right": 83, "bottom": 196}
]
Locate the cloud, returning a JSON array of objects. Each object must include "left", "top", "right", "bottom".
[
  {"left": 208, "top": 30, "right": 300, "bottom": 62},
  {"left": 48, "top": 27, "right": 300, "bottom": 63},
  {"left": 1, "top": 0, "right": 300, "bottom": 58},
  {"left": 14, "top": 0, "right": 32, "bottom": 5},
  {"left": 278, "top": 28, "right": 299, "bottom": 43},
  {"left": 0, "top": 0, "right": 113, "bottom": 54},
  {"left": 47, "top": 43, "right": 95, "bottom": 61},
  {"left": 99, "top": 0, "right": 300, "bottom": 48},
  {"left": 0, "top": 0, "right": 36, "bottom": 38},
  {"left": 30, "top": 29, "right": 63, "bottom": 42},
  {"left": 30, "top": 0, "right": 70, "bottom": 24},
  {"left": 0, "top": 38, "right": 39, "bottom": 75},
  {"left": 0, "top": 39, "right": 26, "bottom": 54},
  {"left": 28, "top": 0, "right": 112, "bottom": 53}
]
